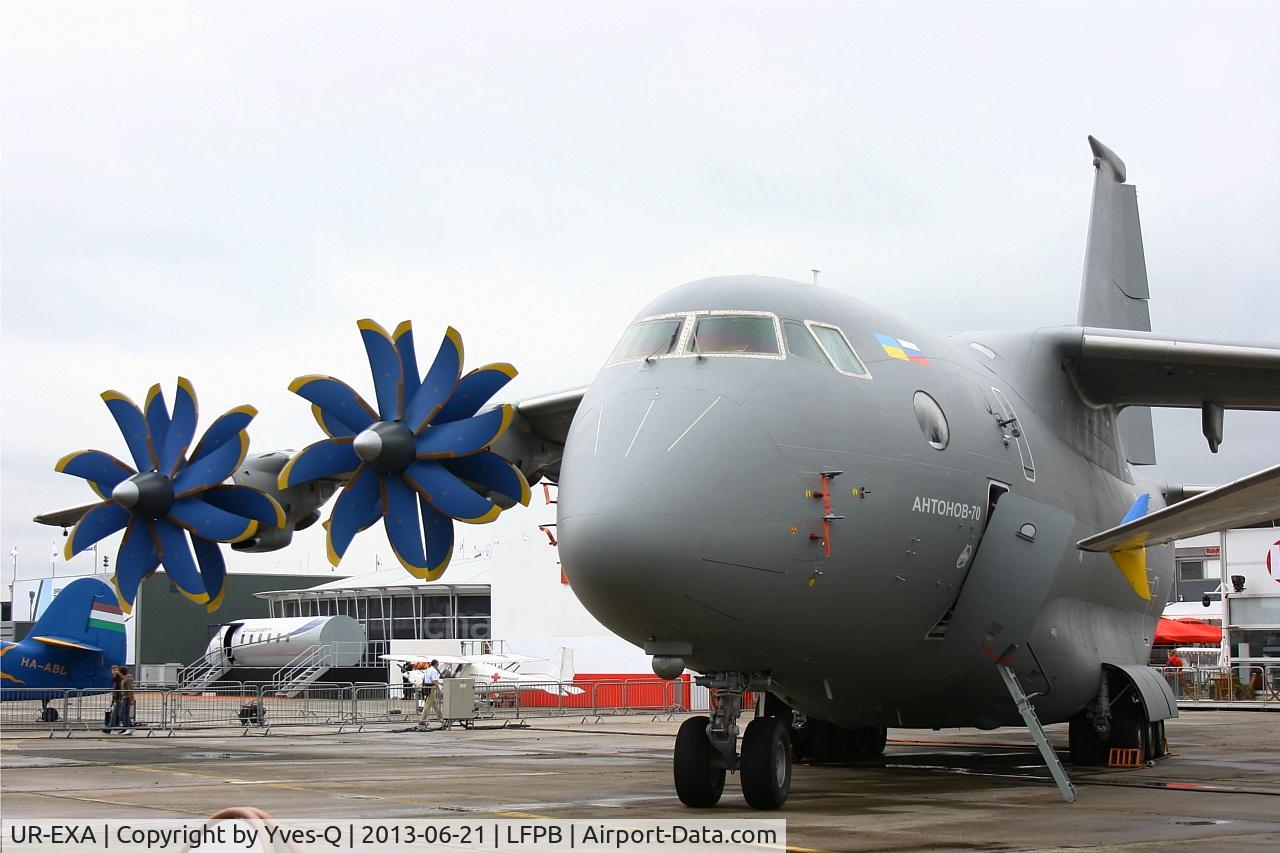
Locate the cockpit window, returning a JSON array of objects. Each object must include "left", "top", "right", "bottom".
[
  {"left": 808, "top": 323, "right": 871, "bottom": 378},
  {"left": 690, "top": 314, "right": 780, "bottom": 355},
  {"left": 783, "top": 320, "right": 830, "bottom": 366},
  {"left": 609, "top": 317, "right": 684, "bottom": 363}
]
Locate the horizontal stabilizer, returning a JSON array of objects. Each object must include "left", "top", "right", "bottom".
[
  {"left": 32, "top": 635, "right": 105, "bottom": 653},
  {"left": 1079, "top": 462, "right": 1280, "bottom": 552},
  {"left": 1067, "top": 329, "right": 1280, "bottom": 411}
]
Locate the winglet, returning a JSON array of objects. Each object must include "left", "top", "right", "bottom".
[{"left": 1088, "top": 135, "right": 1126, "bottom": 183}]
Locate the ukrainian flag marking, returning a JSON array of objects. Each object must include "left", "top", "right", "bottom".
[{"left": 875, "top": 333, "right": 929, "bottom": 365}]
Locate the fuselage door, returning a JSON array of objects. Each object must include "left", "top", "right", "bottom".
[{"left": 944, "top": 492, "right": 1074, "bottom": 668}]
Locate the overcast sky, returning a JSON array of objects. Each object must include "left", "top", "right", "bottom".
[{"left": 2, "top": 2, "right": 1277, "bottom": 597}]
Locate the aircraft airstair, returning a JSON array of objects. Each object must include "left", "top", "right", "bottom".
[
  {"left": 271, "top": 645, "right": 335, "bottom": 698},
  {"left": 176, "top": 649, "right": 232, "bottom": 692},
  {"left": 997, "top": 664, "right": 1076, "bottom": 803}
]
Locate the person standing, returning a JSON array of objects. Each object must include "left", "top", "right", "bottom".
[
  {"left": 104, "top": 665, "right": 122, "bottom": 733},
  {"left": 115, "top": 666, "right": 136, "bottom": 734},
  {"left": 417, "top": 659, "right": 442, "bottom": 729}
]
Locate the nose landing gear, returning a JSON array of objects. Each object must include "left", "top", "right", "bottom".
[{"left": 673, "top": 673, "right": 790, "bottom": 810}]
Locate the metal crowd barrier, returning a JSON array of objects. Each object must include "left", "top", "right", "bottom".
[
  {"left": 1155, "top": 665, "right": 1280, "bottom": 706},
  {"left": 2, "top": 676, "right": 704, "bottom": 736}
]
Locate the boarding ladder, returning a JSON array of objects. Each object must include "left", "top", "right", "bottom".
[
  {"left": 271, "top": 645, "right": 335, "bottom": 698},
  {"left": 176, "top": 649, "right": 232, "bottom": 692},
  {"left": 997, "top": 664, "right": 1076, "bottom": 803}
]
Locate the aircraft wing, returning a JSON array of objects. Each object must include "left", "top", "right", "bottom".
[
  {"left": 490, "top": 387, "right": 587, "bottom": 486},
  {"left": 33, "top": 501, "right": 101, "bottom": 529},
  {"left": 1067, "top": 328, "right": 1280, "bottom": 410},
  {"left": 469, "top": 653, "right": 541, "bottom": 665},
  {"left": 379, "top": 654, "right": 472, "bottom": 666},
  {"left": 513, "top": 387, "right": 588, "bottom": 445},
  {"left": 1078, "top": 462, "right": 1280, "bottom": 552}
]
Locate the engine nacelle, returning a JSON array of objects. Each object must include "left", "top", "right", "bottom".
[
  {"left": 230, "top": 524, "right": 294, "bottom": 553},
  {"left": 228, "top": 452, "right": 338, "bottom": 552}
]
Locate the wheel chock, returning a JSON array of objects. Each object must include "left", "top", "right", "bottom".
[{"left": 1108, "top": 747, "right": 1143, "bottom": 768}]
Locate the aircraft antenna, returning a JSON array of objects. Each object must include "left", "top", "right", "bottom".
[{"left": 811, "top": 269, "right": 820, "bottom": 286}]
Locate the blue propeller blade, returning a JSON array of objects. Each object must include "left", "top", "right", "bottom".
[
  {"left": 159, "top": 378, "right": 199, "bottom": 475},
  {"left": 168, "top": 496, "right": 259, "bottom": 543},
  {"left": 143, "top": 385, "right": 169, "bottom": 463},
  {"left": 102, "top": 391, "right": 156, "bottom": 471},
  {"left": 202, "top": 485, "right": 286, "bottom": 528},
  {"left": 405, "top": 328, "right": 463, "bottom": 433},
  {"left": 55, "top": 450, "right": 135, "bottom": 494},
  {"left": 65, "top": 501, "right": 131, "bottom": 559},
  {"left": 443, "top": 451, "right": 531, "bottom": 506},
  {"left": 191, "top": 537, "right": 227, "bottom": 613},
  {"left": 326, "top": 464, "right": 380, "bottom": 566},
  {"left": 289, "top": 375, "right": 377, "bottom": 435},
  {"left": 382, "top": 475, "right": 428, "bottom": 570},
  {"left": 394, "top": 321, "right": 421, "bottom": 408},
  {"left": 414, "top": 405, "right": 512, "bottom": 459},
  {"left": 419, "top": 497, "right": 454, "bottom": 579},
  {"left": 172, "top": 431, "right": 248, "bottom": 498},
  {"left": 311, "top": 404, "right": 355, "bottom": 439},
  {"left": 403, "top": 460, "right": 500, "bottom": 523},
  {"left": 434, "top": 363, "right": 517, "bottom": 424},
  {"left": 278, "top": 438, "right": 359, "bottom": 490},
  {"left": 113, "top": 520, "right": 160, "bottom": 611},
  {"left": 358, "top": 319, "right": 405, "bottom": 420},
  {"left": 153, "top": 519, "right": 208, "bottom": 603},
  {"left": 189, "top": 406, "right": 257, "bottom": 462}
]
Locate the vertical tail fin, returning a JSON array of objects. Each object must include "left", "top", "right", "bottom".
[
  {"left": 551, "top": 646, "right": 575, "bottom": 683},
  {"left": 1079, "top": 136, "right": 1152, "bottom": 331},
  {"left": 28, "top": 577, "right": 128, "bottom": 663},
  {"left": 1079, "top": 136, "right": 1156, "bottom": 465}
]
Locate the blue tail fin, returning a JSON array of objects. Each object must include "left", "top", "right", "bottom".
[{"left": 28, "top": 577, "right": 127, "bottom": 664}]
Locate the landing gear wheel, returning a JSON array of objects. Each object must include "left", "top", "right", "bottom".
[
  {"left": 740, "top": 716, "right": 792, "bottom": 810},
  {"left": 1110, "top": 698, "right": 1149, "bottom": 762},
  {"left": 868, "top": 725, "right": 887, "bottom": 757},
  {"left": 674, "top": 716, "right": 725, "bottom": 807},
  {"left": 1148, "top": 720, "right": 1167, "bottom": 759},
  {"left": 805, "top": 719, "right": 840, "bottom": 764},
  {"left": 1068, "top": 713, "right": 1107, "bottom": 766},
  {"left": 841, "top": 725, "right": 887, "bottom": 760}
]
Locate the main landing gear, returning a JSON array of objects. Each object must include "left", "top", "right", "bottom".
[{"left": 674, "top": 673, "right": 792, "bottom": 810}]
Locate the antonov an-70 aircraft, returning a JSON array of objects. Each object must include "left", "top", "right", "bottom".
[{"left": 36, "top": 138, "right": 1280, "bottom": 809}]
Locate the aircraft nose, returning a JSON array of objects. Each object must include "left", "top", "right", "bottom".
[{"left": 557, "top": 385, "right": 793, "bottom": 657}]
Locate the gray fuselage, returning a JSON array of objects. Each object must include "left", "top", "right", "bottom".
[{"left": 558, "top": 275, "right": 1170, "bottom": 730}]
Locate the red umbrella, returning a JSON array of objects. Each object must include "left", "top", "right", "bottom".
[{"left": 1154, "top": 617, "right": 1222, "bottom": 645}]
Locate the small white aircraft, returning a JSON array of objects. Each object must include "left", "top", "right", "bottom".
[{"left": 381, "top": 647, "right": 583, "bottom": 696}]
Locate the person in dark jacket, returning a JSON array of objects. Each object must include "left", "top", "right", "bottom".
[{"left": 109, "top": 666, "right": 136, "bottom": 734}]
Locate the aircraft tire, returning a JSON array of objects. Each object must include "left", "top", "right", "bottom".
[
  {"left": 842, "top": 727, "right": 869, "bottom": 760},
  {"left": 1148, "top": 720, "right": 1166, "bottom": 759},
  {"left": 869, "top": 725, "right": 887, "bottom": 757},
  {"left": 805, "top": 719, "right": 840, "bottom": 763},
  {"left": 841, "top": 725, "right": 887, "bottom": 759},
  {"left": 740, "top": 716, "right": 792, "bottom": 810},
  {"left": 674, "top": 716, "right": 725, "bottom": 808},
  {"left": 1109, "top": 697, "right": 1149, "bottom": 761},
  {"left": 1067, "top": 714, "right": 1107, "bottom": 766}
]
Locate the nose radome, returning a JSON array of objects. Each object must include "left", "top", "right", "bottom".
[{"left": 557, "top": 386, "right": 791, "bottom": 652}]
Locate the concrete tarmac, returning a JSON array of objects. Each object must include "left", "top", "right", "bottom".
[{"left": 2, "top": 710, "right": 1278, "bottom": 852}]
